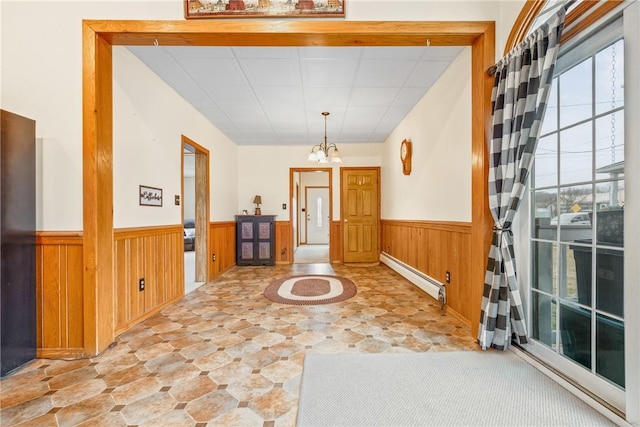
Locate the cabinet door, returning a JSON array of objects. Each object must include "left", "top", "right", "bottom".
[{"left": 257, "top": 221, "right": 271, "bottom": 260}]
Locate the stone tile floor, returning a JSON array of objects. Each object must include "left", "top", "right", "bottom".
[{"left": 0, "top": 263, "right": 478, "bottom": 426}]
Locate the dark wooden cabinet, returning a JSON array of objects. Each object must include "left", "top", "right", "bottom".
[{"left": 236, "top": 215, "right": 276, "bottom": 266}]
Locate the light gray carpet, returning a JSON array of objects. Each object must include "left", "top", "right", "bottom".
[{"left": 297, "top": 351, "right": 615, "bottom": 426}]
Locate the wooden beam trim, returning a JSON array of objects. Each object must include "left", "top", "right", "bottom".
[
  {"left": 83, "top": 20, "right": 494, "bottom": 47},
  {"left": 36, "top": 231, "right": 83, "bottom": 245}
]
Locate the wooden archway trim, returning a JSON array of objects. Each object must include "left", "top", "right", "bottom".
[{"left": 83, "top": 19, "right": 495, "bottom": 355}]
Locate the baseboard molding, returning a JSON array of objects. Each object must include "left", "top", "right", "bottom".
[
  {"left": 114, "top": 295, "right": 183, "bottom": 336},
  {"left": 37, "top": 347, "right": 85, "bottom": 359},
  {"left": 510, "top": 346, "right": 631, "bottom": 426},
  {"left": 380, "top": 252, "right": 443, "bottom": 302}
]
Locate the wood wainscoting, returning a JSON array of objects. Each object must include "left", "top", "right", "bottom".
[
  {"left": 35, "top": 232, "right": 85, "bottom": 358},
  {"left": 381, "top": 220, "right": 473, "bottom": 324},
  {"left": 275, "top": 221, "right": 291, "bottom": 264},
  {"left": 209, "top": 221, "right": 236, "bottom": 279},
  {"left": 113, "top": 225, "right": 183, "bottom": 335}
]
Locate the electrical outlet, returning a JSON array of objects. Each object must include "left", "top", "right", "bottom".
[
  {"left": 139, "top": 278, "right": 145, "bottom": 291},
  {"left": 445, "top": 271, "right": 451, "bottom": 284},
  {"left": 212, "top": 253, "right": 216, "bottom": 262},
  {"left": 282, "top": 203, "right": 287, "bottom": 210}
]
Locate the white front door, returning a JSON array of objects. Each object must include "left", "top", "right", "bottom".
[{"left": 306, "top": 187, "right": 329, "bottom": 244}]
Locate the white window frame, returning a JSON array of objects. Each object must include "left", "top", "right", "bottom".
[{"left": 514, "top": 2, "right": 639, "bottom": 419}]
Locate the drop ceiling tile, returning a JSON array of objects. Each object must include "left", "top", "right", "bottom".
[
  {"left": 349, "top": 87, "right": 400, "bottom": 107},
  {"left": 361, "top": 47, "right": 426, "bottom": 60},
  {"left": 304, "top": 87, "right": 350, "bottom": 108},
  {"left": 166, "top": 46, "right": 235, "bottom": 58},
  {"left": 240, "top": 59, "right": 301, "bottom": 86},
  {"left": 233, "top": 47, "right": 299, "bottom": 59},
  {"left": 253, "top": 86, "right": 304, "bottom": 106},
  {"left": 354, "top": 60, "right": 414, "bottom": 87},
  {"left": 173, "top": 84, "right": 214, "bottom": 107},
  {"left": 343, "top": 106, "right": 388, "bottom": 129},
  {"left": 301, "top": 59, "right": 358, "bottom": 87},
  {"left": 405, "top": 60, "right": 451, "bottom": 87},
  {"left": 393, "top": 87, "right": 429, "bottom": 107},
  {"left": 337, "top": 131, "right": 374, "bottom": 143},
  {"left": 134, "top": 56, "right": 192, "bottom": 83},
  {"left": 299, "top": 47, "right": 363, "bottom": 60},
  {"left": 180, "top": 57, "right": 248, "bottom": 86},
  {"left": 420, "top": 46, "right": 465, "bottom": 61},
  {"left": 203, "top": 85, "right": 257, "bottom": 106}
]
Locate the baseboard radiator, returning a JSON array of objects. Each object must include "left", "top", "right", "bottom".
[{"left": 380, "top": 252, "right": 446, "bottom": 309}]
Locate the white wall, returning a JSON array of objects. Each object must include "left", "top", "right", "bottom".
[
  {"left": 237, "top": 143, "right": 382, "bottom": 221},
  {"left": 113, "top": 47, "right": 237, "bottom": 227},
  {"left": 381, "top": 47, "right": 472, "bottom": 222},
  {"left": 0, "top": 0, "right": 524, "bottom": 230}
]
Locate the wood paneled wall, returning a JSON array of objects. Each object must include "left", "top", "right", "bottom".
[
  {"left": 381, "top": 220, "right": 473, "bottom": 324},
  {"left": 35, "top": 232, "right": 85, "bottom": 358},
  {"left": 330, "top": 220, "right": 342, "bottom": 264},
  {"left": 113, "top": 226, "right": 183, "bottom": 335},
  {"left": 275, "top": 221, "right": 291, "bottom": 264},
  {"left": 209, "top": 221, "right": 236, "bottom": 279}
]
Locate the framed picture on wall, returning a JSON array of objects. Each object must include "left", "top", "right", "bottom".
[
  {"left": 139, "top": 185, "right": 163, "bottom": 207},
  {"left": 184, "top": 0, "right": 345, "bottom": 19}
]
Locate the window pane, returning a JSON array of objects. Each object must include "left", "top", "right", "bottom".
[
  {"left": 557, "top": 185, "right": 592, "bottom": 243},
  {"left": 532, "top": 291, "right": 557, "bottom": 349},
  {"left": 595, "top": 180, "right": 624, "bottom": 214},
  {"left": 534, "top": 135, "right": 558, "bottom": 188},
  {"left": 316, "top": 197, "right": 322, "bottom": 228},
  {"left": 560, "top": 243, "right": 583, "bottom": 304},
  {"left": 559, "top": 303, "right": 592, "bottom": 370},
  {"left": 595, "top": 39, "right": 624, "bottom": 115},
  {"left": 596, "top": 313, "right": 625, "bottom": 387},
  {"left": 569, "top": 242, "right": 592, "bottom": 308},
  {"left": 560, "top": 59, "right": 592, "bottom": 127},
  {"left": 541, "top": 78, "right": 558, "bottom": 135},
  {"left": 560, "top": 123, "right": 592, "bottom": 185},
  {"left": 532, "top": 241, "right": 557, "bottom": 295},
  {"left": 532, "top": 189, "right": 556, "bottom": 238},
  {"left": 596, "top": 247, "right": 623, "bottom": 317},
  {"left": 596, "top": 111, "right": 624, "bottom": 175}
]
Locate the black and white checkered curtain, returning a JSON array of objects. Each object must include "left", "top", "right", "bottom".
[{"left": 478, "top": 8, "right": 566, "bottom": 351}]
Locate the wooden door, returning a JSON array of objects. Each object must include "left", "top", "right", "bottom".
[{"left": 341, "top": 168, "right": 380, "bottom": 263}]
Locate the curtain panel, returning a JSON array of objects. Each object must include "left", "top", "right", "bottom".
[{"left": 478, "top": 7, "right": 566, "bottom": 351}]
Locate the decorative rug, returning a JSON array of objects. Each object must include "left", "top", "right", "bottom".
[{"left": 263, "top": 275, "right": 356, "bottom": 305}]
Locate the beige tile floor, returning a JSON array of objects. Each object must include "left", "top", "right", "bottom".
[{"left": 0, "top": 263, "right": 478, "bottom": 426}]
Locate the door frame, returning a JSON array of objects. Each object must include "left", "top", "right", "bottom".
[
  {"left": 181, "top": 135, "right": 209, "bottom": 283},
  {"left": 290, "top": 167, "right": 332, "bottom": 263},
  {"left": 82, "top": 19, "right": 495, "bottom": 354},
  {"left": 304, "top": 186, "right": 330, "bottom": 245}
]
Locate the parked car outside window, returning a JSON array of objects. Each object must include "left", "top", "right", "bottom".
[{"left": 549, "top": 212, "right": 591, "bottom": 225}]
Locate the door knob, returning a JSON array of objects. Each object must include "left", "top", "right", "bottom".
[{"left": 344, "top": 219, "right": 348, "bottom": 223}]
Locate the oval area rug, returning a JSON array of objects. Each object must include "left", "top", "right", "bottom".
[{"left": 263, "top": 275, "right": 357, "bottom": 305}]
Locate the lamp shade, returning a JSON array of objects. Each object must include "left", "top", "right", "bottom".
[{"left": 253, "top": 195, "right": 262, "bottom": 205}]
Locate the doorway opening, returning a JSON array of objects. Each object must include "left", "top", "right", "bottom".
[
  {"left": 290, "top": 168, "right": 331, "bottom": 264},
  {"left": 182, "top": 136, "right": 209, "bottom": 294}
]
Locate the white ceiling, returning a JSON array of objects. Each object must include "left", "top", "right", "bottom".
[{"left": 127, "top": 45, "right": 464, "bottom": 146}]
